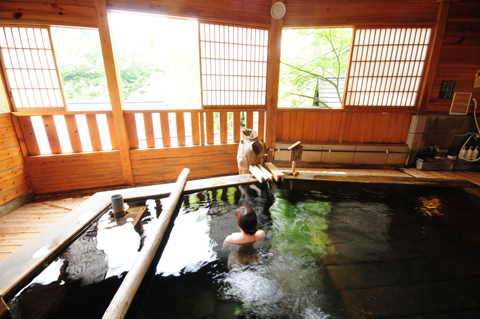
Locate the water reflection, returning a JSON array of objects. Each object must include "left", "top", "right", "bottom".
[
  {"left": 327, "top": 202, "right": 392, "bottom": 262},
  {"left": 27, "top": 259, "right": 64, "bottom": 287},
  {"left": 156, "top": 205, "right": 217, "bottom": 276},
  {"left": 416, "top": 196, "right": 444, "bottom": 217},
  {"left": 219, "top": 187, "right": 335, "bottom": 319},
  {"left": 96, "top": 217, "right": 141, "bottom": 279},
  {"left": 64, "top": 232, "right": 107, "bottom": 285}
]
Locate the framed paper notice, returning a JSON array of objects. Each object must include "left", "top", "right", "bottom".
[{"left": 438, "top": 81, "right": 456, "bottom": 99}]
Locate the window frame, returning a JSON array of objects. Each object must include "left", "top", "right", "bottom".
[
  {"left": 0, "top": 25, "right": 67, "bottom": 112},
  {"left": 342, "top": 26, "right": 434, "bottom": 110},
  {"left": 198, "top": 21, "right": 270, "bottom": 109}
]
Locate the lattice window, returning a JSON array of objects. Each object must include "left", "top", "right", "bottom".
[
  {"left": 199, "top": 22, "right": 269, "bottom": 108},
  {"left": 344, "top": 28, "right": 431, "bottom": 107},
  {"left": 0, "top": 26, "right": 66, "bottom": 111}
]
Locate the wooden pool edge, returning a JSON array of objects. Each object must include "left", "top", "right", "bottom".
[
  {"left": 1, "top": 171, "right": 478, "bottom": 300},
  {"left": 0, "top": 174, "right": 257, "bottom": 300},
  {"left": 283, "top": 172, "right": 479, "bottom": 189}
]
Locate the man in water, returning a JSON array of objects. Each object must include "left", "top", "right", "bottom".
[
  {"left": 224, "top": 206, "right": 265, "bottom": 244},
  {"left": 223, "top": 206, "right": 265, "bottom": 268}
]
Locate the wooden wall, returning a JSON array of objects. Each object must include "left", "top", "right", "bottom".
[
  {"left": 104, "top": 0, "right": 439, "bottom": 27},
  {"left": 130, "top": 144, "right": 239, "bottom": 185},
  {"left": 0, "top": 0, "right": 98, "bottom": 27},
  {"left": 283, "top": 0, "right": 438, "bottom": 27},
  {"left": 25, "top": 151, "right": 124, "bottom": 193},
  {"left": 107, "top": 0, "right": 272, "bottom": 26},
  {"left": 427, "top": 0, "right": 480, "bottom": 113},
  {"left": 0, "top": 0, "right": 478, "bottom": 197},
  {"left": 0, "top": 113, "right": 32, "bottom": 205},
  {"left": 277, "top": 110, "right": 411, "bottom": 144}
]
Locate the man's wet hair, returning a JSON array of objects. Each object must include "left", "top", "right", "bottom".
[{"left": 235, "top": 206, "right": 258, "bottom": 235}]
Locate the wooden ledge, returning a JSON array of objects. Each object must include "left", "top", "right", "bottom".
[{"left": 0, "top": 174, "right": 256, "bottom": 300}]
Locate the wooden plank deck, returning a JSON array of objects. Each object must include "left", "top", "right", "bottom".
[
  {"left": 0, "top": 195, "right": 90, "bottom": 262},
  {"left": 0, "top": 168, "right": 479, "bottom": 262}
]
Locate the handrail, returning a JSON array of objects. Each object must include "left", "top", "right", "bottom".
[
  {"left": 123, "top": 108, "right": 266, "bottom": 113},
  {"left": 102, "top": 168, "right": 190, "bottom": 319},
  {"left": 13, "top": 111, "right": 113, "bottom": 116},
  {"left": 277, "top": 108, "right": 415, "bottom": 113}
]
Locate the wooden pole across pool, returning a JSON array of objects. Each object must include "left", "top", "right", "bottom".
[{"left": 102, "top": 168, "right": 190, "bottom": 319}]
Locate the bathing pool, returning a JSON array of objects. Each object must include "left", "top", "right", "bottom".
[{"left": 5, "top": 180, "right": 480, "bottom": 319}]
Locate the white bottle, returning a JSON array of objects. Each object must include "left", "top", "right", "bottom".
[
  {"left": 466, "top": 146, "right": 473, "bottom": 160},
  {"left": 460, "top": 146, "right": 467, "bottom": 159},
  {"left": 474, "top": 146, "right": 479, "bottom": 160}
]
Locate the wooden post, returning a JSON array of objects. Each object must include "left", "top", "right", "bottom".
[
  {"left": 291, "top": 160, "right": 297, "bottom": 176},
  {"left": 0, "top": 295, "right": 8, "bottom": 317},
  {"left": 94, "top": 0, "right": 134, "bottom": 185},
  {"left": 0, "top": 64, "right": 12, "bottom": 112},
  {"left": 416, "top": 0, "right": 456, "bottom": 114},
  {"left": 102, "top": 168, "right": 190, "bottom": 319},
  {"left": 287, "top": 141, "right": 303, "bottom": 176},
  {"left": 265, "top": 0, "right": 284, "bottom": 162},
  {"left": 11, "top": 115, "right": 29, "bottom": 159}
]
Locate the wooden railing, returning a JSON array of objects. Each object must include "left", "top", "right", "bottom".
[
  {"left": 13, "top": 111, "right": 117, "bottom": 156},
  {"left": 13, "top": 108, "right": 266, "bottom": 156},
  {"left": 124, "top": 108, "right": 265, "bottom": 149}
]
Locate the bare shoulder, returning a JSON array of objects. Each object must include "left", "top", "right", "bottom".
[
  {"left": 225, "top": 232, "right": 241, "bottom": 244},
  {"left": 256, "top": 229, "right": 265, "bottom": 237}
]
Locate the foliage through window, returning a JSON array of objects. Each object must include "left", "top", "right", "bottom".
[
  {"left": 110, "top": 12, "right": 201, "bottom": 110},
  {"left": 278, "top": 28, "right": 353, "bottom": 109},
  {"left": 51, "top": 27, "right": 110, "bottom": 111}
]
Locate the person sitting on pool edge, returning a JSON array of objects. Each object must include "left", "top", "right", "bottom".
[{"left": 225, "top": 206, "right": 265, "bottom": 244}]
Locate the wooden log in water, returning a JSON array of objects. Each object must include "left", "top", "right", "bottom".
[{"left": 102, "top": 168, "right": 190, "bottom": 319}]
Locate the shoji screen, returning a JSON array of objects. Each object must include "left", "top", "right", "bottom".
[
  {"left": 344, "top": 28, "right": 432, "bottom": 107},
  {"left": 0, "top": 26, "right": 66, "bottom": 111},
  {"left": 199, "top": 22, "right": 269, "bottom": 108}
]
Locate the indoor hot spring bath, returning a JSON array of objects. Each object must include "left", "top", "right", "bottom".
[{"left": 3, "top": 179, "right": 480, "bottom": 319}]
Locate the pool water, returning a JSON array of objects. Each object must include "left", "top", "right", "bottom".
[{"left": 6, "top": 181, "right": 480, "bottom": 319}]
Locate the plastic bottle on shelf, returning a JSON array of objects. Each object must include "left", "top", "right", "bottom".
[
  {"left": 474, "top": 146, "right": 479, "bottom": 160},
  {"left": 466, "top": 146, "right": 473, "bottom": 160}
]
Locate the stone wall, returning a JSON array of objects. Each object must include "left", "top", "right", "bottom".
[{"left": 406, "top": 115, "right": 478, "bottom": 164}]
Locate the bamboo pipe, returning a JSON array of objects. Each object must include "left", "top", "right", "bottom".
[
  {"left": 252, "top": 165, "right": 271, "bottom": 182},
  {"left": 102, "top": 168, "right": 190, "bottom": 319},
  {"left": 258, "top": 165, "right": 273, "bottom": 181},
  {"left": 249, "top": 165, "right": 265, "bottom": 183}
]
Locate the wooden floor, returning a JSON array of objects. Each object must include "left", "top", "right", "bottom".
[
  {"left": 0, "top": 195, "right": 91, "bottom": 262},
  {"left": 0, "top": 168, "right": 480, "bottom": 262}
]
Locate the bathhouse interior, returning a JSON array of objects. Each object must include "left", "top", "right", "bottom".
[{"left": 0, "top": 0, "right": 480, "bottom": 318}]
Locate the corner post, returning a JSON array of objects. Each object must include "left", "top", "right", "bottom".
[
  {"left": 265, "top": 0, "right": 284, "bottom": 162},
  {"left": 94, "top": 0, "right": 134, "bottom": 185},
  {"left": 416, "top": 0, "right": 456, "bottom": 114}
]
